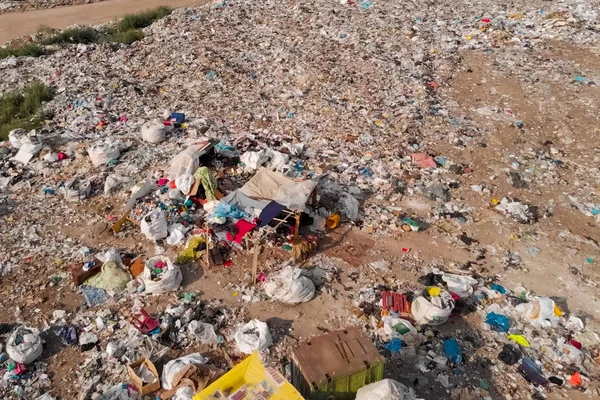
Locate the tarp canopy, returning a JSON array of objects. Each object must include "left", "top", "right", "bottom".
[{"left": 239, "top": 167, "right": 318, "bottom": 211}]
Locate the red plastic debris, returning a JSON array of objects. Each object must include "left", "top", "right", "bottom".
[
  {"left": 131, "top": 309, "right": 159, "bottom": 334},
  {"left": 224, "top": 260, "right": 233, "bottom": 267},
  {"left": 570, "top": 340, "right": 582, "bottom": 350},
  {"left": 481, "top": 18, "right": 491, "bottom": 23},
  {"left": 401, "top": 247, "right": 410, "bottom": 253},
  {"left": 428, "top": 81, "right": 439, "bottom": 89},
  {"left": 569, "top": 372, "right": 582, "bottom": 387},
  {"left": 381, "top": 291, "right": 411, "bottom": 317}
]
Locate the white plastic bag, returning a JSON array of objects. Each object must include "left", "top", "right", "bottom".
[
  {"left": 141, "top": 209, "right": 168, "bottom": 241},
  {"left": 104, "top": 174, "right": 127, "bottom": 195},
  {"left": 161, "top": 353, "right": 209, "bottom": 390},
  {"left": 188, "top": 321, "right": 218, "bottom": 344},
  {"left": 441, "top": 273, "right": 478, "bottom": 297},
  {"left": 240, "top": 150, "right": 269, "bottom": 170},
  {"left": 356, "top": 379, "right": 411, "bottom": 400},
  {"left": 175, "top": 174, "right": 195, "bottom": 195},
  {"left": 8, "top": 128, "right": 26, "bottom": 149},
  {"left": 169, "top": 146, "right": 202, "bottom": 180},
  {"left": 515, "top": 297, "right": 559, "bottom": 328},
  {"left": 411, "top": 290, "right": 455, "bottom": 325},
  {"left": 273, "top": 180, "right": 318, "bottom": 211},
  {"left": 172, "top": 387, "right": 195, "bottom": 400},
  {"left": 341, "top": 192, "right": 360, "bottom": 220},
  {"left": 263, "top": 266, "right": 315, "bottom": 304},
  {"left": 234, "top": 319, "right": 272, "bottom": 354},
  {"left": 141, "top": 122, "right": 166, "bottom": 143},
  {"left": 6, "top": 326, "right": 43, "bottom": 364},
  {"left": 88, "top": 140, "right": 121, "bottom": 167},
  {"left": 380, "top": 317, "right": 420, "bottom": 346},
  {"left": 140, "top": 256, "right": 182, "bottom": 294},
  {"left": 167, "top": 223, "right": 188, "bottom": 246}
]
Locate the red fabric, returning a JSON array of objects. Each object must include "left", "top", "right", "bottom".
[{"left": 226, "top": 219, "right": 257, "bottom": 244}]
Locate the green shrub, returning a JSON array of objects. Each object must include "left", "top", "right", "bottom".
[
  {"left": 0, "top": 82, "right": 53, "bottom": 140},
  {"left": 42, "top": 27, "right": 101, "bottom": 45},
  {"left": 117, "top": 6, "right": 172, "bottom": 32},
  {"left": 110, "top": 29, "right": 145, "bottom": 45},
  {"left": 0, "top": 43, "right": 45, "bottom": 60}
]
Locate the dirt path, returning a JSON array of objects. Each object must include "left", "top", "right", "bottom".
[{"left": 0, "top": 0, "right": 209, "bottom": 44}]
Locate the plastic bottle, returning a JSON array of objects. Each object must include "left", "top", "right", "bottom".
[{"left": 443, "top": 338, "right": 462, "bottom": 364}]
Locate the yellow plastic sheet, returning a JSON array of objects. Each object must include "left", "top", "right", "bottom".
[
  {"left": 508, "top": 334, "right": 530, "bottom": 347},
  {"left": 194, "top": 352, "right": 304, "bottom": 400}
]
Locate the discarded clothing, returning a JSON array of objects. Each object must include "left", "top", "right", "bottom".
[
  {"left": 194, "top": 167, "right": 218, "bottom": 201},
  {"left": 257, "top": 201, "right": 286, "bottom": 227},
  {"left": 226, "top": 219, "right": 257, "bottom": 243}
]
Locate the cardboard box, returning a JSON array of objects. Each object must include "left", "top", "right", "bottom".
[{"left": 128, "top": 358, "right": 160, "bottom": 395}]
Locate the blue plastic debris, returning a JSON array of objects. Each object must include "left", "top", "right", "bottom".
[
  {"left": 486, "top": 312, "right": 510, "bottom": 332},
  {"left": 384, "top": 338, "right": 403, "bottom": 353}
]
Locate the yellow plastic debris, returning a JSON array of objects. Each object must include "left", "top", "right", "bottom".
[
  {"left": 508, "top": 334, "right": 530, "bottom": 347},
  {"left": 427, "top": 287, "right": 441, "bottom": 296},
  {"left": 554, "top": 304, "right": 563, "bottom": 317},
  {"left": 195, "top": 352, "right": 303, "bottom": 400}
]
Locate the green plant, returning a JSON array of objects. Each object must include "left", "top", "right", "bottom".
[
  {"left": 110, "top": 29, "right": 145, "bottom": 45},
  {"left": 0, "top": 82, "right": 53, "bottom": 140},
  {"left": 42, "top": 27, "right": 101, "bottom": 45},
  {"left": 117, "top": 6, "right": 173, "bottom": 32},
  {"left": 0, "top": 43, "right": 45, "bottom": 60}
]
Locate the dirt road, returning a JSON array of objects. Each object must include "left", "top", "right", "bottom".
[{"left": 0, "top": 0, "right": 209, "bottom": 44}]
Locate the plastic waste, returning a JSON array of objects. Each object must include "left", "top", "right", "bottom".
[
  {"left": 384, "top": 338, "right": 403, "bottom": 353},
  {"left": 140, "top": 122, "right": 166, "bottom": 143},
  {"left": 234, "top": 319, "right": 272, "bottom": 354},
  {"left": 340, "top": 192, "right": 360, "bottom": 220},
  {"left": 175, "top": 174, "right": 195, "bottom": 195},
  {"left": 6, "top": 326, "right": 43, "bottom": 364},
  {"left": 515, "top": 297, "right": 559, "bottom": 328},
  {"left": 355, "top": 379, "right": 411, "bottom": 400},
  {"left": 84, "top": 262, "right": 131, "bottom": 292},
  {"left": 172, "top": 387, "right": 195, "bottom": 400},
  {"left": 61, "top": 176, "right": 91, "bottom": 202},
  {"left": 442, "top": 273, "right": 477, "bottom": 297},
  {"left": 443, "top": 338, "right": 462, "bottom": 364},
  {"left": 498, "top": 344, "right": 521, "bottom": 365},
  {"left": 140, "top": 256, "right": 182, "bottom": 294},
  {"left": 263, "top": 266, "right": 315, "bottom": 304},
  {"left": 188, "top": 320, "right": 218, "bottom": 344},
  {"left": 161, "top": 353, "right": 209, "bottom": 390},
  {"left": 486, "top": 312, "right": 511, "bottom": 332},
  {"left": 412, "top": 290, "right": 455, "bottom": 325},
  {"left": 140, "top": 209, "right": 168, "bottom": 241},
  {"left": 88, "top": 140, "right": 122, "bottom": 167},
  {"left": 167, "top": 223, "right": 187, "bottom": 245}
]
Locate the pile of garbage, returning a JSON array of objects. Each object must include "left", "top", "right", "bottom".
[{"left": 0, "top": 0, "right": 600, "bottom": 398}]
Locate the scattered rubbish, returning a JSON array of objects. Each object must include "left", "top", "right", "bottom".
[
  {"left": 263, "top": 266, "right": 315, "bottom": 304},
  {"left": 234, "top": 319, "right": 272, "bottom": 354}
]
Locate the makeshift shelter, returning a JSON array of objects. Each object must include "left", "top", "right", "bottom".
[{"left": 211, "top": 167, "right": 320, "bottom": 282}]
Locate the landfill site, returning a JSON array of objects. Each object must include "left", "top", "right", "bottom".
[{"left": 1, "top": 0, "right": 600, "bottom": 399}]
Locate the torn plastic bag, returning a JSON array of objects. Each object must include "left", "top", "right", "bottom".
[
  {"left": 380, "top": 316, "right": 420, "bottom": 346},
  {"left": 98, "top": 384, "right": 141, "bottom": 400},
  {"left": 234, "top": 319, "right": 272, "bottom": 354},
  {"left": 6, "top": 326, "right": 43, "bottom": 364},
  {"left": 175, "top": 174, "right": 195, "bottom": 195},
  {"left": 140, "top": 256, "right": 182, "bottom": 294},
  {"left": 161, "top": 353, "right": 209, "bottom": 390},
  {"left": 141, "top": 122, "right": 166, "bottom": 143},
  {"left": 263, "top": 266, "right": 315, "bottom": 304},
  {"left": 188, "top": 321, "right": 218, "bottom": 344},
  {"left": 172, "top": 387, "right": 195, "bottom": 400},
  {"left": 441, "top": 273, "right": 478, "bottom": 297},
  {"left": 355, "top": 379, "right": 412, "bottom": 400},
  {"left": 412, "top": 290, "right": 455, "bottom": 325},
  {"left": 61, "top": 176, "right": 91, "bottom": 202},
  {"left": 167, "top": 223, "right": 187, "bottom": 245},
  {"left": 104, "top": 174, "right": 128, "bottom": 195},
  {"left": 141, "top": 209, "right": 168, "bottom": 241},
  {"left": 240, "top": 150, "right": 269, "bottom": 170},
  {"left": 273, "top": 179, "right": 318, "bottom": 211},
  {"left": 84, "top": 262, "right": 131, "bottom": 293},
  {"left": 340, "top": 192, "right": 360, "bottom": 220},
  {"left": 169, "top": 144, "right": 211, "bottom": 180}
]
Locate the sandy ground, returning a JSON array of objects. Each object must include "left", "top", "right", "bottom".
[{"left": 0, "top": 0, "right": 209, "bottom": 44}]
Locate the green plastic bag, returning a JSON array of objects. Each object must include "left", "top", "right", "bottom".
[{"left": 84, "top": 261, "right": 131, "bottom": 292}]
